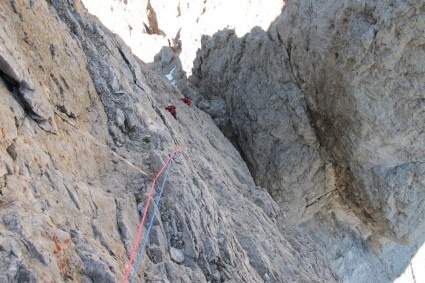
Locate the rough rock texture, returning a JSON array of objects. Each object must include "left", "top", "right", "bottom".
[
  {"left": 271, "top": 0, "right": 425, "bottom": 245},
  {"left": 190, "top": 0, "right": 425, "bottom": 282},
  {"left": 190, "top": 28, "right": 334, "bottom": 223},
  {"left": 0, "top": 0, "right": 338, "bottom": 282},
  {"left": 270, "top": 1, "right": 425, "bottom": 280}
]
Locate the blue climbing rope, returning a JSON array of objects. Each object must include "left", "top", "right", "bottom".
[{"left": 130, "top": 158, "right": 173, "bottom": 283}]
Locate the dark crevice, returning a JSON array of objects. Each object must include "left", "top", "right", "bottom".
[
  {"left": 0, "top": 69, "right": 19, "bottom": 92},
  {"left": 6, "top": 143, "right": 17, "bottom": 160},
  {"left": 305, "top": 189, "right": 337, "bottom": 209},
  {"left": 56, "top": 105, "right": 77, "bottom": 119},
  {"left": 115, "top": 198, "right": 129, "bottom": 256},
  {"left": 305, "top": 103, "right": 336, "bottom": 158},
  {"left": 0, "top": 70, "right": 38, "bottom": 119},
  {"left": 276, "top": 30, "right": 285, "bottom": 46},
  {"left": 305, "top": 105, "right": 362, "bottom": 221},
  {"left": 65, "top": 185, "right": 80, "bottom": 210},
  {"left": 91, "top": 222, "right": 115, "bottom": 257},
  {"left": 50, "top": 73, "right": 64, "bottom": 96},
  {"left": 117, "top": 46, "right": 138, "bottom": 87},
  {"left": 117, "top": 47, "right": 131, "bottom": 69},
  {"left": 142, "top": 22, "right": 151, "bottom": 34},
  {"left": 21, "top": 239, "right": 48, "bottom": 266},
  {"left": 9, "top": 0, "right": 17, "bottom": 13},
  {"left": 60, "top": 75, "right": 69, "bottom": 89}
]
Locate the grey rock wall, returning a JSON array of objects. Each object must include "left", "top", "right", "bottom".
[
  {"left": 190, "top": 28, "right": 335, "bottom": 223},
  {"left": 189, "top": 0, "right": 425, "bottom": 282},
  {"left": 271, "top": 0, "right": 425, "bottom": 245},
  {"left": 269, "top": 1, "right": 425, "bottom": 280},
  {"left": 0, "top": 0, "right": 337, "bottom": 282}
]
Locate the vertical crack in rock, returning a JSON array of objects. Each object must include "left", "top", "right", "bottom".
[
  {"left": 115, "top": 198, "right": 130, "bottom": 256},
  {"left": 65, "top": 184, "right": 81, "bottom": 210},
  {"left": 116, "top": 46, "right": 138, "bottom": 87}
]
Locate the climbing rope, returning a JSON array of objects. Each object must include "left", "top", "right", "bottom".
[
  {"left": 122, "top": 147, "right": 186, "bottom": 283},
  {"left": 53, "top": 110, "right": 187, "bottom": 282},
  {"left": 53, "top": 110, "right": 148, "bottom": 177},
  {"left": 130, "top": 158, "right": 173, "bottom": 283}
]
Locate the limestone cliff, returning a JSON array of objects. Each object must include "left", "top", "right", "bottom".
[
  {"left": 272, "top": 1, "right": 425, "bottom": 280},
  {"left": 0, "top": 0, "right": 338, "bottom": 282},
  {"left": 189, "top": 0, "right": 425, "bottom": 282},
  {"left": 272, "top": 0, "right": 425, "bottom": 245}
]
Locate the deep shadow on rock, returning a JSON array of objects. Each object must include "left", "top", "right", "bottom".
[{"left": 187, "top": 1, "right": 425, "bottom": 279}]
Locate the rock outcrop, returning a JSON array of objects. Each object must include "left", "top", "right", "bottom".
[
  {"left": 0, "top": 0, "right": 338, "bottom": 282},
  {"left": 3, "top": 0, "right": 423, "bottom": 282},
  {"left": 271, "top": 0, "right": 425, "bottom": 245},
  {"left": 189, "top": 0, "right": 425, "bottom": 282},
  {"left": 81, "top": 0, "right": 284, "bottom": 73},
  {"left": 272, "top": 1, "right": 425, "bottom": 280},
  {"left": 189, "top": 27, "right": 334, "bottom": 224}
]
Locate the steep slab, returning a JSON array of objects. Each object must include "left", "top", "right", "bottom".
[{"left": 0, "top": 0, "right": 337, "bottom": 282}]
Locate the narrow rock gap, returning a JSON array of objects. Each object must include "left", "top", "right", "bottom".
[
  {"left": 64, "top": 185, "right": 80, "bottom": 210},
  {"left": 115, "top": 198, "right": 130, "bottom": 256},
  {"left": 117, "top": 46, "right": 138, "bottom": 87},
  {"left": 305, "top": 189, "right": 337, "bottom": 209},
  {"left": 0, "top": 70, "right": 38, "bottom": 120},
  {"left": 0, "top": 69, "right": 18, "bottom": 92}
]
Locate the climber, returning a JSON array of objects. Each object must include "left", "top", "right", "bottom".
[
  {"left": 164, "top": 105, "right": 177, "bottom": 119},
  {"left": 179, "top": 97, "right": 191, "bottom": 106}
]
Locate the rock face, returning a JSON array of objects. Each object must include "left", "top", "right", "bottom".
[
  {"left": 271, "top": 1, "right": 425, "bottom": 279},
  {"left": 3, "top": 0, "right": 423, "bottom": 282},
  {"left": 272, "top": 0, "right": 425, "bottom": 244},
  {"left": 0, "top": 0, "right": 338, "bottom": 282},
  {"left": 190, "top": 0, "right": 425, "bottom": 282},
  {"left": 190, "top": 28, "right": 334, "bottom": 223}
]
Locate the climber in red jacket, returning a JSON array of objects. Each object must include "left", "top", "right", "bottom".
[
  {"left": 165, "top": 105, "right": 177, "bottom": 119},
  {"left": 179, "top": 97, "right": 191, "bottom": 106}
]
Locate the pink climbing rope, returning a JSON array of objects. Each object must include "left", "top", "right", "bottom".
[{"left": 122, "top": 146, "right": 187, "bottom": 283}]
